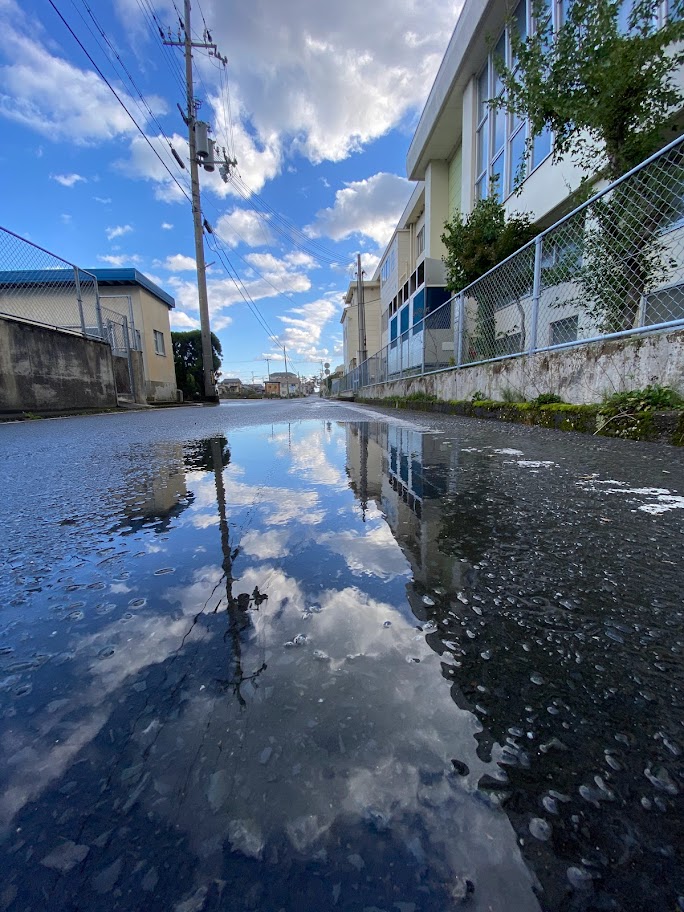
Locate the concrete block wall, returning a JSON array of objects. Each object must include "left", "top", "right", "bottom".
[
  {"left": 0, "top": 316, "right": 117, "bottom": 413},
  {"left": 354, "top": 329, "right": 684, "bottom": 405}
]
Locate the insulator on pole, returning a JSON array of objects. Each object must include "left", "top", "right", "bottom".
[{"left": 170, "top": 146, "right": 186, "bottom": 169}]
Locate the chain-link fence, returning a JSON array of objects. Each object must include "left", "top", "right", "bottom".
[
  {"left": 332, "top": 132, "right": 684, "bottom": 396},
  {"left": 99, "top": 294, "right": 142, "bottom": 352},
  {"left": 0, "top": 225, "right": 141, "bottom": 401},
  {"left": 0, "top": 226, "right": 104, "bottom": 339}
]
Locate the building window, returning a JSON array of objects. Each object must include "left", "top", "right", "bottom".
[
  {"left": 154, "top": 329, "right": 166, "bottom": 356},
  {"left": 476, "top": 0, "right": 557, "bottom": 201},
  {"left": 399, "top": 305, "right": 409, "bottom": 336},
  {"left": 381, "top": 258, "right": 391, "bottom": 284},
  {"left": 416, "top": 225, "right": 425, "bottom": 257},
  {"left": 550, "top": 315, "right": 579, "bottom": 345}
]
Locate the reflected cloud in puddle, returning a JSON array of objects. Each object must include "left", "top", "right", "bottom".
[{"left": 8, "top": 415, "right": 680, "bottom": 909}]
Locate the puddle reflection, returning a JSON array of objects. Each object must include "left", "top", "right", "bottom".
[
  {"left": 345, "top": 421, "right": 684, "bottom": 912},
  {"left": 1, "top": 416, "right": 682, "bottom": 911}
]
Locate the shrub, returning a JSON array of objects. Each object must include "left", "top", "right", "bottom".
[{"left": 531, "top": 393, "right": 564, "bottom": 406}]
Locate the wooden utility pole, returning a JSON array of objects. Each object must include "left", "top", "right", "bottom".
[
  {"left": 283, "top": 347, "right": 291, "bottom": 398},
  {"left": 164, "top": 1, "right": 234, "bottom": 402}
]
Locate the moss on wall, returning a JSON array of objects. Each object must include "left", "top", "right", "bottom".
[{"left": 355, "top": 395, "right": 682, "bottom": 446}]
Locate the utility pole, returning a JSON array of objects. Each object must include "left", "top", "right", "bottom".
[
  {"left": 283, "top": 346, "right": 290, "bottom": 399},
  {"left": 356, "top": 252, "right": 367, "bottom": 367},
  {"left": 265, "top": 357, "right": 271, "bottom": 380},
  {"left": 164, "top": 1, "right": 235, "bottom": 402}
]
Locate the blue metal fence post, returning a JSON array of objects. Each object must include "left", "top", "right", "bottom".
[{"left": 529, "top": 236, "right": 542, "bottom": 354}]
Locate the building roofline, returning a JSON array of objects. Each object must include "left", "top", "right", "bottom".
[
  {"left": 0, "top": 267, "right": 175, "bottom": 309},
  {"left": 89, "top": 268, "right": 175, "bottom": 309},
  {"left": 406, "top": 0, "right": 499, "bottom": 180},
  {"left": 372, "top": 182, "right": 426, "bottom": 282}
]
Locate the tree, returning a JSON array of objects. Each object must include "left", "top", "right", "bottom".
[
  {"left": 493, "top": 0, "right": 684, "bottom": 331},
  {"left": 495, "top": 0, "right": 684, "bottom": 180},
  {"left": 441, "top": 193, "right": 538, "bottom": 292},
  {"left": 441, "top": 194, "right": 539, "bottom": 358},
  {"left": 172, "top": 330, "right": 222, "bottom": 400}
]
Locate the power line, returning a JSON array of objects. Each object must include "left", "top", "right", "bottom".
[
  {"left": 227, "top": 173, "right": 343, "bottom": 264},
  {"left": 136, "top": 0, "right": 187, "bottom": 97},
  {"left": 50, "top": 0, "right": 330, "bottom": 372},
  {"left": 205, "top": 234, "right": 311, "bottom": 373},
  {"left": 47, "top": 0, "right": 193, "bottom": 207},
  {"left": 71, "top": 0, "right": 176, "bottom": 146}
]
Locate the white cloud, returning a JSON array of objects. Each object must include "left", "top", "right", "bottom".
[
  {"left": 60, "top": 213, "right": 72, "bottom": 225},
  {"left": 102, "top": 0, "right": 460, "bottom": 201},
  {"left": 161, "top": 222, "right": 174, "bottom": 230},
  {"left": 276, "top": 294, "right": 340, "bottom": 361},
  {"left": 245, "top": 251, "right": 315, "bottom": 287},
  {"left": 189, "top": 0, "right": 461, "bottom": 168},
  {"left": 215, "top": 208, "right": 273, "bottom": 248},
  {"left": 163, "top": 254, "right": 196, "bottom": 272},
  {"left": 105, "top": 224, "right": 133, "bottom": 241},
  {"left": 98, "top": 253, "right": 142, "bottom": 267},
  {"left": 0, "top": 18, "right": 166, "bottom": 144},
  {"left": 95, "top": 196, "right": 112, "bottom": 204},
  {"left": 51, "top": 173, "right": 86, "bottom": 188},
  {"left": 307, "top": 172, "right": 413, "bottom": 246},
  {"left": 170, "top": 311, "right": 200, "bottom": 330},
  {"left": 116, "top": 133, "right": 190, "bottom": 203},
  {"left": 165, "top": 249, "right": 314, "bottom": 334},
  {"left": 213, "top": 313, "right": 233, "bottom": 330}
]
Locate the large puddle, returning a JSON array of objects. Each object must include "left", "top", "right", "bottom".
[{"left": 1, "top": 413, "right": 683, "bottom": 911}]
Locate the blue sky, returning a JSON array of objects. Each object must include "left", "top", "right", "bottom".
[{"left": 0, "top": 0, "right": 461, "bottom": 382}]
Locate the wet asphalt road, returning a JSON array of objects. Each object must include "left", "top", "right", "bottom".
[{"left": 1, "top": 397, "right": 683, "bottom": 912}]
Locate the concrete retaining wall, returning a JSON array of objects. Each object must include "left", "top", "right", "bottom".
[
  {"left": 0, "top": 316, "right": 117, "bottom": 413},
  {"left": 354, "top": 329, "right": 684, "bottom": 404}
]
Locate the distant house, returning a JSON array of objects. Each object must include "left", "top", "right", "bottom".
[
  {"left": 264, "top": 381, "right": 281, "bottom": 398},
  {"left": 218, "top": 378, "right": 243, "bottom": 395},
  {"left": 268, "top": 371, "right": 300, "bottom": 397}
]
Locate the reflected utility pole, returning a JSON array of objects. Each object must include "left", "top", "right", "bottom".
[
  {"left": 359, "top": 423, "right": 368, "bottom": 522},
  {"left": 210, "top": 439, "right": 266, "bottom": 706}
]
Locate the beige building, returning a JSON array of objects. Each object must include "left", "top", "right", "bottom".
[
  {"left": 0, "top": 267, "right": 178, "bottom": 403},
  {"left": 341, "top": 278, "right": 381, "bottom": 372},
  {"left": 363, "top": 0, "right": 684, "bottom": 377},
  {"left": 93, "top": 269, "right": 178, "bottom": 403}
]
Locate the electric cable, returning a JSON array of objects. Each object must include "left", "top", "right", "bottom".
[{"left": 47, "top": 0, "right": 193, "bottom": 207}]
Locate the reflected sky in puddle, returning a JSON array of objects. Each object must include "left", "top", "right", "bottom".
[{"left": 1, "top": 413, "right": 683, "bottom": 911}]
